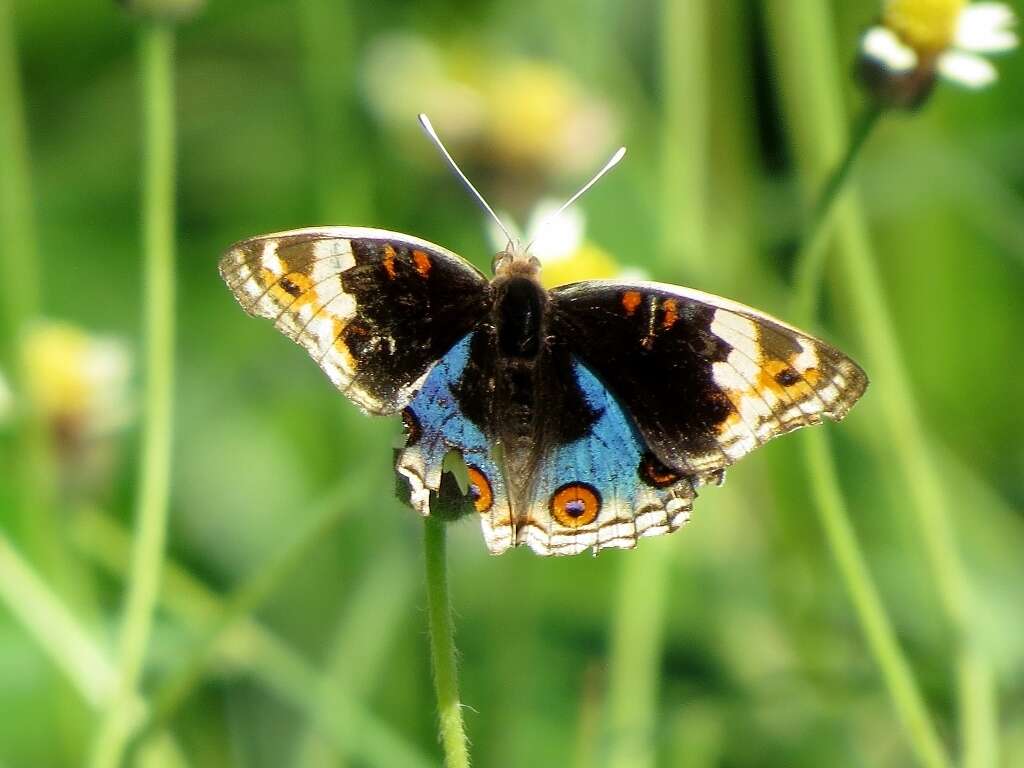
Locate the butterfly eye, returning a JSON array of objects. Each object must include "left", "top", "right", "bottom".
[{"left": 491, "top": 251, "right": 511, "bottom": 274}]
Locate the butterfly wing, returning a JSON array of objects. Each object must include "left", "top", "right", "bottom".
[
  {"left": 219, "top": 227, "right": 490, "bottom": 414},
  {"left": 549, "top": 280, "right": 868, "bottom": 482},
  {"left": 396, "top": 332, "right": 517, "bottom": 554},
  {"left": 515, "top": 356, "right": 696, "bottom": 556},
  {"left": 397, "top": 329, "right": 695, "bottom": 556}
]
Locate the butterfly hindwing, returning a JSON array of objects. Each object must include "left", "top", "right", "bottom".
[
  {"left": 550, "top": 280, "right": 868, "bottom": 482},
  {"left": 396, "top": 333, "right": 516, "bottom": 554},
  {"left": 219, "top": 227, "right": 491, "bottom": 414},
  {"left": 516, "top": 358, "right": 695, "bottom": 556}
]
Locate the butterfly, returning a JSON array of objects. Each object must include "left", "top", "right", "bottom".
[{"left": 219, "top": 116, "right": 868, "bottom": 557}]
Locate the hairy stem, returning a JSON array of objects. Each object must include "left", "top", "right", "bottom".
[{"left": 424, "top": 518, "right": 470, "bottom": 768}]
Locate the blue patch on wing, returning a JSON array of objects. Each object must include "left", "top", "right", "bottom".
[
  {"left": 530, "top": 360, "right": 646, "bottom": 510},
  {"left": 521, "top": 359, "right": 693, "bottom": 555},
  {"left": 395, "top": 333, "right": 514, "bottom": 552}
]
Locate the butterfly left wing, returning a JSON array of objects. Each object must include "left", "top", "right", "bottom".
[
  {"left": 219, "top": 227, "right": 490, "bottom": 414},
  {"left": 549, "top": 280, "right": 868, "bottom": 483}
]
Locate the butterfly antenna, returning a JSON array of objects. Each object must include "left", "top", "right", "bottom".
[
  {"left": 418, "top": 113, "right": 516, "bottom": 248},
  {"left": 525, "top": 146, "right": 626, "bottom": 252}
]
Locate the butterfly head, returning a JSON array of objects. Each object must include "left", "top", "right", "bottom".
[{"left": 491, "top": 241, "right": 542, "bottom": 278}]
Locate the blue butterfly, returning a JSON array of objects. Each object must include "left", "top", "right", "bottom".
[{"left": 219, "top": 117, "right": 867, "bottom": 556}]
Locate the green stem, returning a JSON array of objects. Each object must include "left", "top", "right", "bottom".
[
  {"left": 800, "top": 431, "right": 951, "bottom": 768},
  {"left": 291, "top": 544, "right": 416, "bottom": 768},
  {"left": 137, "top": 475, "right": 362, "bottom": 741},
  {"left": 769, "top": 3, "right": 994, "bottom": 764},
  {"left": 604, "top": 543, "right": 670, "bottom": 768},
  {"left": 605, "top": 4, "right": 709, "bottom": 766},
  {"left": 0, "top": 0, "right": 58, "bottom": 574},
  {"left": 423, "top": 517, "right": 470, "bottom": 768},
  {"left": 788, "top": 105, "right": 949, "bottom": 768},
  {"left": 297, "top": 0, "right": 367, "bottom": 222},
  {"left": 0, "top": 532, "right": 115, "bottom": 709},
  {"left": 792, "top": 104, "right": 882, "bottom": 321},
  {"left": 0, "top": 531, "right": 190, "bottom": 768},
  {"left": 657, "top": 0, "right": 709, "bottom": 281},
  {"left": 90, "top": 22, "right": 176, "bottom": 768},
  {"left": 72, "top": 509, "right": 434, "bottom": 768},
  {"left": 0, "top": 0, "right": 39, "bottom": 340}
]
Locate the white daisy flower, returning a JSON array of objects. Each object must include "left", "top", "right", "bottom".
[{"left": 860, "top": 0, "right": 1017, "bottom": 106}]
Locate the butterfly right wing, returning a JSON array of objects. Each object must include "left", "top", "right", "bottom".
[
  {"left": 219, "top": 227, "right": 491, "bottom": 414},
  {"left": 550, "top": 280, "right": 868, "bottom": 482}
]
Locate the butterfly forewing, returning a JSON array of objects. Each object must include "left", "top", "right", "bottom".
[
  {"left": 550, "top": 280, "right": 868, "bottom": 481},
  {"left": 219, "top": 227, "right": 491, "bottom": 414}
]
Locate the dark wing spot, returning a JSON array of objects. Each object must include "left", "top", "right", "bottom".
[
  {"left": 639, "top": 452, "right": 683, "bottom": 488},
  {"left": 280, "top": 276, "right": 303, "bottom": 297},
  {"left": 774, "top": 367, "right": 801, "bottom": 387}
]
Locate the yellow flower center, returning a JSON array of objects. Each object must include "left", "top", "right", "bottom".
[{"left": 883, "top": 0, "right": 966, "bottom": 52}]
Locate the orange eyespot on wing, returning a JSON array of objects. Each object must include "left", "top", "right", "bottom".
[{"left": 550, "top": 483, "right": 601, "bottom": 528}]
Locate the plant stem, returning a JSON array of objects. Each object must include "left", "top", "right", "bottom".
[
  {"left": 768, "top": 2, "right": 995, "bottom": 764},
  {"left": 297, "top": 0, "right": 368, "bottom": 223},
  {"left": 90, "top": 22, "right": 176, "bottom": 768},
  {"left": 72, "top": 509, "right": 434, "bottom": 768},
  {"left": 0, "top": 0, "right": 59, "bottom": 574},
  {"left": 658, "top": 0, "right": 709, "bottom": 281},
  {"left": 291, "top": 544, "right": 416, "bottom": 768},
  {"left": 605, "top": 4, "right": 709, "bottom": 766},
  {"left": 138, "top": 473, "right": 365, "bottom": 739},
  {"left": 423, "top": 517, "right": 470, "bottom": 768},
  {"left": 787, "top": 97, "right": 950, "bottom": 768},
  {"left": 0, "top": 531, "right": 190, "bottom": 767},
  {"left": 801, "top": 430, "right": 951, "bottom": 768},
  {"left": 605, "top": 542, "right": 670, "bottom": 768},
  {"left": 792, "top": 104, "right": 882, "bottom": 322},
  {"left": 0, "top": 0, "right": 39, "bottom": 341},
  {"left": 0, "top": 532, "right": 115, "bottom": 709}
]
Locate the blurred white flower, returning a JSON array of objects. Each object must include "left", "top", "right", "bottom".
[
  {"left": 860, "top": 1, "right": 1018, "bottom": 106},
  {"left": 487, "top": 200, "right": 643, "bottom": 288}
]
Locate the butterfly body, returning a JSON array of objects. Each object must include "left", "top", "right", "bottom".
[{"left": 220, "top": 227, "right": 867, "bottom": 556}]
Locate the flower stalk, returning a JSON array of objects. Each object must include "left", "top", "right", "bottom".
[
  {"left": 89, "top": 21, "right": 177, "bottom": 768},
  {"left": 605, "top": 3, "right": 709, "bottom": 766},
  {"left": 424, "top": 517, "right": 471, "bottom": 768},
  {"left": 769, "top": 3, "right": 1000, "bottom": 765}
]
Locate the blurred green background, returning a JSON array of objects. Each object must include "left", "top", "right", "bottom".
[{"left": 1, "top": 0, "right": 1022, "bottom": 766}]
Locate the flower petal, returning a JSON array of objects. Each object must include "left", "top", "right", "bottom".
[
  {"left": 861, "top": 26, "right": 919, "bottom": 72},
  {"left": 955, "top": 2, "right": 1018, "bottom": 52},
  {"left": 526, "top": 200, "right": 585, "bottom": 263},
  {"left": 937, "top": 50, "right": 999, "bottom": 87}
]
